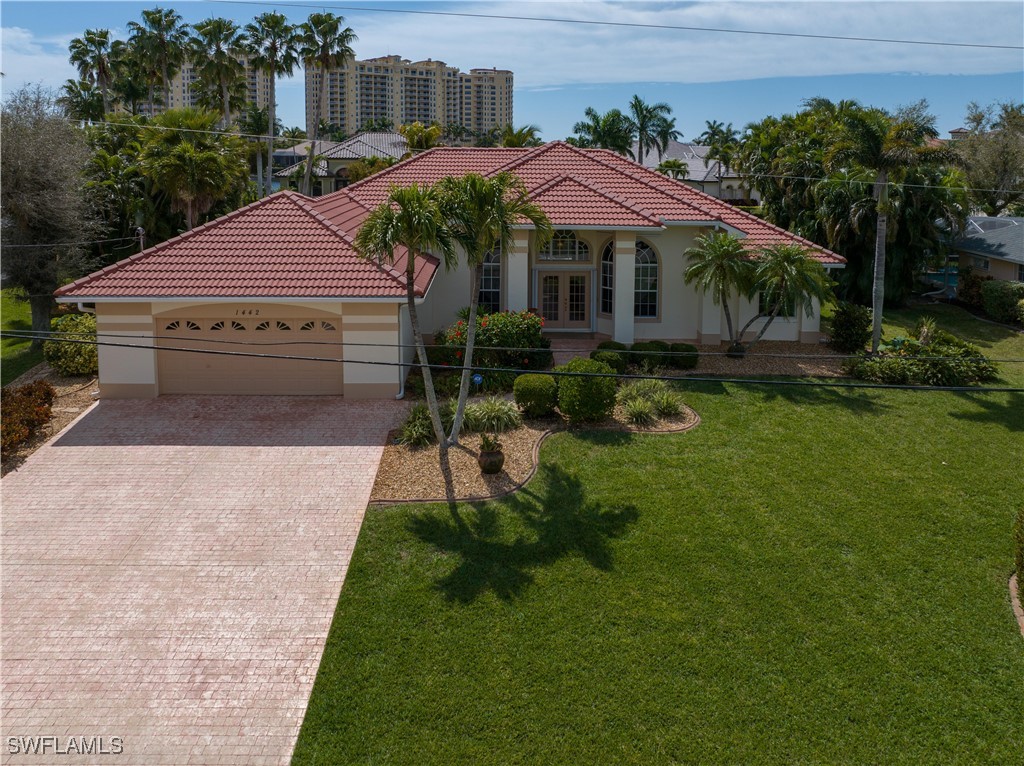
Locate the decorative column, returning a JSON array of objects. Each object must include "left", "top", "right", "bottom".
[
  {"left": 506, "top": 233, "right": 531, "bottom": 312},
  {"left": 613, "top": 231, "right": 636, "bottom": 344}
]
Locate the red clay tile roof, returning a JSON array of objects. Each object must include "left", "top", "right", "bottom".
[{"left": 57, "top": 191, "right": 437, "bottom": 299}]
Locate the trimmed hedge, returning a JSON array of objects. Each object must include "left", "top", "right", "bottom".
[
  {"left": 629, "top": 341, "right": 672, "bottom": 371},
  {"left": 669, "top": 343, "right": 699, "bottom": 370},
  {"left": 829, "top": 302, "right": 872, "bottom": 353},
  {"left": 590, "top": 349, "right": 627, "bottom": 374},
  {"left": 1, "top": 380, "right": 56, "bottom": 459},
  {"left": 596, "top": 340, "right": 627, "bottom": 351},
  {"left": 42, "top": 313, "right": 98, "bottom": 376},
  {"left": 981, "top": 280, "right": 1024, "bottom": 324},
  {"left": 1017, "top": 298, "right": 1024, "bottom": 325},
  {"left": 555, "top": 358, "right": 616, "bottom": 423},
  {"left": 513, "top": 373, "right": 557, "bottom": 418}
]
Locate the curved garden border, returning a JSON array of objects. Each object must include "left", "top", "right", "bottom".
[
  {"left": 1010, "top": 574, "right": 1024, "bottom": 639},
  {"left": 367, "top": 407, "right": 701, "bottom": 507}
]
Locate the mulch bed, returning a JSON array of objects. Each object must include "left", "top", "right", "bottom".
[
  {"left": 2, "top": 362, "right": 98, "bottom": 476},
  {"left": 369, "top": 402, "right": 699, "bottom": 505}
]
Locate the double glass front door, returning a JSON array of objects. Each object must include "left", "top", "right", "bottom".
[{"left": 540, "top": 272, "right": 590, "bottom": 330}]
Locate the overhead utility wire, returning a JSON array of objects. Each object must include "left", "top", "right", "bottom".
[
  {"left": 75, "top": 119, "right": 1019, "bottom": 196},
  {"left": 206, "top": 0, "right": 1023, "bottom": 50},
  {"left": 14, "top": 329, "right": 1024, "bottom": 365},
  {"left": 5, "top": 332, "right": 1022, "bottom": 394}
]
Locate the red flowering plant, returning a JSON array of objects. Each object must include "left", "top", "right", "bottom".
[{"left": 437, "top": 308, "right": 553, "bottom": 377}]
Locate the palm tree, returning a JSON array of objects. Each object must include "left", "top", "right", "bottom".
[
  {"left": 656, "top": 158, "right": 688, "bottom": 179},
  {"left": 127, "top": 8, "right": 188, "bottom": 111},
  {"left": 281, "top": 126, "right": 307, "bottom": 139},
  {"left": 57, "top": 79, "right": 104, "bottom": 122},
  {"left": 435, "top": 172, "right": 553, "bottom": 445},
  {"left": 399, "top": 121, "right": 443, "bottom": 152},
  {"left": 683, "top": 231, "right": 753, "bottom": 347},
  {"left": 697, "top": 120, "right": 741, "bottom": 195},
  {"left": 354, "top": 184, "right": 457, "bottom": 453},
  {"left": 68, "top": 29, "right": 123, "bottom": 114},
  {"left": 245, "top": 12, "right": 300, "bottom": 197},
  {"left": 499, "top": 124, "right": 543, "bottom": 147},
  {"left": 826, "top": 105, "right": 948, "bottom": 351},
  {"left": 139, "top": 107, "right": 248, "bottom": 230},
  {"left": 626, "top": 95, "right": 675, "bottom": 165},
  {"left": 236, "top": 104, "right": 280, "bottom": 195},
  {"left": 571, "top": 107, "right": 633, "bottom": 156},
  {"left": 299, "top": 12, "right": 357, "bottom": 196},
  {"left": 734, "top": 244, "right": 833, "bottom": 351},
  {"left": 189, "top": 18, "right": 246, "bottom": 128}
]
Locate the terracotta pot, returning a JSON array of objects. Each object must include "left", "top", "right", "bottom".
[{"left": 477, "top": 450, "right": 505, "bottom": 474}]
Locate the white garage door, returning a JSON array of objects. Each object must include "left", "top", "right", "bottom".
[{"left": 156, "top": 316, "right": 344, "bottom": 395}]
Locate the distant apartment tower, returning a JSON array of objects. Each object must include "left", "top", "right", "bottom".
[
  {"left": 140, "top": 55, "right": 272, "bottom": 119},
  {"left": 305, "top": 54, "right": 513, "bottom": 138}
]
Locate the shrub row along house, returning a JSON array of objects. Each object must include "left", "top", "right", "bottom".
[{"left": 56, "top": 141, "right": 845, "bottom": 398}]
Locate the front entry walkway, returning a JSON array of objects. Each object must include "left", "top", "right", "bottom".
[{"left": 1, "top": 396, "right": 405, "bottom": 765}]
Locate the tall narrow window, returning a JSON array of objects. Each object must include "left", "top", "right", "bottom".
[
  {"left": 478, "top": 246, "right": 501, "bottom": 314},
  {"left": 600, "top": 244, "right": 614, "bottom": 314},
  {"left": 634, "top": 242, "right": 658, "bottom": 318},
  {"left": 539, "top": 231, "right": 590, "bottom": 262}
]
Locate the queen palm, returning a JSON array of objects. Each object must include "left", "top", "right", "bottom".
[
  {"left": 299, "top": 12, "right": 357, "bottom": 196},
  {"left": 698, "top": 120, "right": 741, "bottom": 195},
  {"left": 189, "top": 18, "right": 246, "bottom": 128},
  {"left": 127, "top": 8, "right": 187, "bottom": 110},
  {"left": 734, "top": 243, "right": 833, "bottom": 351},
  {"left": 827, "top": 105, "right": 947, "bottom": 351},
  {"left": 683, "top": 231, "right": 753, "bottom": 347},
  {"left": 245, "top": 12, "right": 300, "bottom": 197},
  {"left": 500, "top": 124, "right": 543, "bottom": 148},
  {"left": 626, "top": 95, "right": 675, "bottom": 165},
  {"left": 571, "top": 107, "right": 633, "bottom": 156},
  {"left": 354, "top": 184, "right": 457, "bottom": 452},
  {"left": 656, "top": 158, "right": 688, "bottom": 179},
  {"left": 68, "top": 29, "right": 122, "bottom": 115},
  {"left": 57, "top": 79, "right": 104, "bottom": 122},
  {"left": 435, "top": 172, "right": 552, "bottom": 445}
]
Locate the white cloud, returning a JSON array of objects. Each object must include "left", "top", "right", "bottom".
[{"left": 1, "top": 26, "right": 77, "bottom": 95}]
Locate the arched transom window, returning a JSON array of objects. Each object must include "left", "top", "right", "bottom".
[
  {"left": 599, "top": 240, "right": 659, "bottom": 318},
  {"left": 539, "top": 230, "right": 590, "bottom": 262}
]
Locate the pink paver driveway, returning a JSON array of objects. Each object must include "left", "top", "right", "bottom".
[{"left": 1, "top": 396, "right": 406, "bottom": 765}]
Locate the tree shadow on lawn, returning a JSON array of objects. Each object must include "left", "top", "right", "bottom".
[
  {"left": 751, "top": 380, "right": 893, "bottom": 415},
  {"left": 949, "top": 391, "right": 1024, "bottom": 432},
  {"left": 408, "top": 463, "right": 639, "bottom": 604}
]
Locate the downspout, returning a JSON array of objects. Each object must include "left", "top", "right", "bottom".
[
  {"left": 77, "top": 302, "right": 96, "bottom": 314},
  {"left": 395, "top": 303, "right": 407, "bottom": 399}
]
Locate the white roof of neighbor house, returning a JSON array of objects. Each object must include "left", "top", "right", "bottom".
[{"left": 630, "top": 140, "right": 745, "bottom": 184}]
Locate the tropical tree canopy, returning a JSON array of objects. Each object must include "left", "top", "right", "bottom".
[
  {"left": 683, "top": 232, "right": 754, "bottom": 344},
  {"left": 400, "top": 121, "right": 443, "bottom": 152},
  {"left": 68, "top": 28, "right": 123, "bottom": 114},
  {"left": 126, "top": 7, "right": 188, "bottom": 108},
  {"left": 571, "top": 107, "right": 634, "bottom": 156},
  {"left": 626, "top": 95, "right": 678, "bottom": 164},
  {"left": 956, "top": 100, "right": 1024, "bottom": 216},
  {"left": 656, "top": 158, "right": 689, "bottom": 180},
  {"left": 189, "top": 17, "right": 247, "bottom": 127},
  {"left": 499, "top": 124, "right": 543, "bottom": 148}
]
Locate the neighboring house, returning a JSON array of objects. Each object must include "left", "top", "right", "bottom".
[
  {"left": 631, "top": 140, "right": 760, "bottom": 204},
  {"left": 953, "top": 216, "right": 1024, "bottom": 283},
  {"left": 275, "top": 132, "right": 410, "bottom": 195},
  {"left": 56, "top": 141, "right": 843, "bottom": 399}
]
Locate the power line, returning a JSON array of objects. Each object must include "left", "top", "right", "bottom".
[
  {"left": 205, "top": 0, "right": 1023, "bottom": 51},
  {"left": 5, "top": 331, "right": 1022, "bottom": 393},
  {"left": 80, "top": 118, "right": 311, "bottom": 146}
]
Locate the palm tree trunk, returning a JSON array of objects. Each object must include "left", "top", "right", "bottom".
[
  {"left": 99, "top": 77, "right": 110, "bottom": 115},
  {"left": 405, "top": 267, "right": 448, "bottom": 454},
  {"left": 255, "top": 148, "right": 263, "bottom": 196},
  {"left": 162, "top": 62, "right": 170, "bottom": 109},
  {"left": 185, "top": 199, "right": 194, "bottom": 231},
  {"left": 302, "top": 63, "right": 327, "bottom": 196},
  {"left": 147, "top": 82, "right": 155, "bottom": 114},
  {"left": 721, "top": 285, "right": 735, "bottom": 343},
  {"left": 29, "top": 295, "right": 52, "bottom": 350},
  {"left": 744, "top": 296, "right": 785, "bottom": 351},
  {"left": 448, "top": 263, "right": 481, "bottom": 445},
  {"left": 266, "top": 75, "right": 276, "bottom": 197},
  {"left": 221, "top": 78, "right": 230, "bottom": 128},
  {"left": 871, "top": 172, "right": 888, "bottom": 353}
]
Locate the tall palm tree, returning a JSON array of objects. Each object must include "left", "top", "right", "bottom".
[
  {"left": 139, "top": 107, "right": 248, "bottom": 230},
  {"left": 499, "top": 124, "right": 543, "bottom": 147},
  {"left": 299, "top": 12, "right": 357, "bottom": 196},
  {"left": 734, "top": 244, "right": 833, "bottom": 351},
  {"left": 435, "top": 172, "right": 553, "bottom": 445},
  {"left": 826, "top": 105, "right": 947, "bottom": 351},
  {"left": 236, "top": 104, "right": 280, "bottom": 194},
  {"left": 189, "top": 18, "right": 246, "bottom": 128},
  {"left": 656, "top": 158, "right": 688, "bottom": 179},
  {"left": 399, "top": 121, "right": 442, "bottom": 152},
  {"left": 245, "top": 12, "right": 300, "bottom": 197},
  {"left": 68, "top": 29, "right": 123, "bottom": 114},
  {"left": 571, "top": 107, "right": 633, "bottom": 156},
  {"left": 354, "top": 184, "right": 457, "bottom": 453},
  {"left": 127, "top": 8, "right": 188, "bottom": 111},
  {"left": 626, "top": 95, "right": 674, "bottom": 165},
  {"left": 57, "top": 79, "right": 104, "bottom": 122},
  {"left": 683, "top": 231, "right": 753, "bottom": 347},
  {"left": 698, "top": 120, "right": 741, "bottom": 195},
  {"left": 281, "top": 126, "right": 307, "bottom": 139}
]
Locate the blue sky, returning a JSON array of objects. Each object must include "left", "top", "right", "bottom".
[{"left": 2, "top": 1, "right": 1021, "bottom": 139}]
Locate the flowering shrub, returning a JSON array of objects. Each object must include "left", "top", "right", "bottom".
[{"left": 438, "top": 309, "right": 552, "bottom": 372}]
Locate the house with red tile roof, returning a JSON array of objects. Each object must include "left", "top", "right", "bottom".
[{"left": 57, "top": 141, "right": 844, "bottom": 399}]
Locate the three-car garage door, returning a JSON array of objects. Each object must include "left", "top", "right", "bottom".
[{"left": 156, "top": 315, "right": 344, "bottom": 395}]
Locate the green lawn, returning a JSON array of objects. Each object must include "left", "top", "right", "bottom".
[
  {"left": 298, "top": 304, "right": 1024, "bottom": 764},
  {"left": 1, "top": 288, "right": 46, "bottom": 386}
]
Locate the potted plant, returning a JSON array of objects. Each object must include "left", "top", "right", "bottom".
[{"left": 477, "top": 433, "right": 504, "bottom": 474}]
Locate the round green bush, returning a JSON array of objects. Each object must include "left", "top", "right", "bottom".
[
  {"left": 43, "top": 313, "right": 98, "bottom": 376},
  {"left": 829, "top": 302, "right": 872, "bottom": 353},
  {"left": 590, "top": 349, "right": 626, "bottom": 374},
  {"left": 596, "top": 340, "right": 627, "bottom": 351},
  {"left": 513, "top": 373, "right": 557, "bottom": 418},
  {"left": 556, "top": 358, "right": 616, "bottom": 423},
  {"left": 669, "top": 342, "right": 699, "bottom": 370},
  {"left": 1017, "top": 298, "right": 1024, "bottom": 325},
  {"left": 981, "top": 280, "right": 1024, "bottom": 324}
]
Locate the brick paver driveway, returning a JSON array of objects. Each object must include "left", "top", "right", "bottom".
[{"left": 1, "top": 396, "right": 405, "bottom": 765}]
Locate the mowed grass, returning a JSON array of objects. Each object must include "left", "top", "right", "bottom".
[
  {"left": 294, "top": 305, "right": 1024, "bottom": 765},
  {"left": 1, "top": 288, "right": 45, "bottom": 386}
]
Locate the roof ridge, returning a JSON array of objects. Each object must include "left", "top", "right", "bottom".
[
  {"left": 342, "top": 145, "right": 444, "bottom": 192},
  {"left": 530, "top": 174, "right": 662, "bottom": 225},
  {"left": 55, "top": 192, "right": 297, "bottom": 296},
  {"left": 485, "top": 140, "right": 571, "bottom": 177}
]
